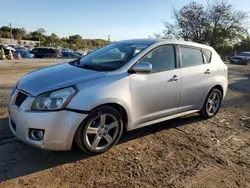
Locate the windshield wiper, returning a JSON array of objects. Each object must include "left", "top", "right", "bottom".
[
  {"left": 75, "top": 64, "right": 100, "bottom": 71},
  {"left": 69, "top": 60, "right": 117, "bottom": 71}
]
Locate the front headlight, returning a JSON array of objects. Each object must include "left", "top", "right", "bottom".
[{"left": 32, "top": 86, "right": 77, "bottom": 111}]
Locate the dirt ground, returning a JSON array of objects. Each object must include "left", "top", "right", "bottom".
[{"left": 0, "top": 60, "right": 250, "bottom": 188}]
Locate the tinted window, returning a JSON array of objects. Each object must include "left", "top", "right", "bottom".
[
  {"left": 62, "top": 52, "right": 69, "bottom": 57},
  {"left": 202, "top": 49, "right": 212, "bottom": 63},
  {"left": 139, "top": 45, "right": 176, "bottom": 72},
  {"left": 238, "top": 52, "right": 250, "bottom": 57},
  {"left": 31, "top": 48, "right": 38, "bottom": 53},
  {"left": 39, "top": 48, "right": 47, "bottom": 53},
  {"left": 180, "top": 47, "right": 204, "bottom": 67},
  {"left": 46, "top": 49, "right": 53, "bottom": 53}
]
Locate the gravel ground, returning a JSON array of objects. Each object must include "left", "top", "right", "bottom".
[{"left": 0, "top": 61, "right": 250, "bottom": 188}]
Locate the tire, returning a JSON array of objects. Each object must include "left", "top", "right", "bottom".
[
  {"left": 75, "top": 106, "right": 123, "bottom": 154},
  {"left": 199, "top": 88, "right": 222, "bottom": 118}
]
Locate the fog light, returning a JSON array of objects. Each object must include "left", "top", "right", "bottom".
[{"left": 29, "top": 129, "right": 44, "bottom": 141}]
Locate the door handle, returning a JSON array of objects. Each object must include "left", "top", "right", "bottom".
[
  {"left": 169, "top": 75, "right": 180, "bottom": 82},
  {"left": 204, "top": 69, "right": 211, "bottom": 74}
]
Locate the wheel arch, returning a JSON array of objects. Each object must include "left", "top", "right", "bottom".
[
  {"left": 200, "top": 84, "right": 224, "bottom": 110},
  {"left": 91, "top": 103, "right": 129, "bottom": 131},
  {"left": 212, "top": 84, "right": 224, "bottom": 97}
]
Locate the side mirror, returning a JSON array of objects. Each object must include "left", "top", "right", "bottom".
[{"left": 130, "top": 62, "right": 152, "bottom": 74}]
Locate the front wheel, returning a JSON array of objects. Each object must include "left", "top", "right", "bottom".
[
  {"left": 199, "top": 88, "right": 222, "bottom": 118},
  {"left": 75, "top": 106, "right": 123, "bottom": 154}
]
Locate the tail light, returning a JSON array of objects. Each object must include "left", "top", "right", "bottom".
[{"left": 52, "top": 52, "right": 57, "bottom": 57}]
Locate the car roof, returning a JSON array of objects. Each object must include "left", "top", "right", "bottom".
[{"left": 118, "top": 39, "right": 213, "bottom": 50}]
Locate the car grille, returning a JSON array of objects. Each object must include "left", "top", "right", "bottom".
[{"left": 15, "top": 91, "right": 28, "bottom": 107}]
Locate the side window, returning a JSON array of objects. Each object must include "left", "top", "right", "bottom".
[
  {"left": 139, "top": 45, "right": 176, "bottom": 72},
  {"left": 202, "top": 49, "right": 212, "bottom": 63},
  {"left": 40, "top": 49, "right": 46, "bottom": 53},
  {"left": 180, "top": 46, "right": 204, "bottom": 67},
  {"left": 31, "top": 49, "right": 37, "bottom": 53}
]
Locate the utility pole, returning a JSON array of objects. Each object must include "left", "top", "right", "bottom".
[{"left": 9, "top": 23, "right": 12, "bottom": 44}]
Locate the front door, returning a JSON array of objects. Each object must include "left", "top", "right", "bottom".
[{"left": 129, "top": 45, "right": 181, "bottom": 126}]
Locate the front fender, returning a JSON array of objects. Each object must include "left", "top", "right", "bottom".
[{"left": 67, "top": 73, "right": 132, "bottom": 123}]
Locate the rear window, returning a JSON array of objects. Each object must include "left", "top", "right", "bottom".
[
  {"left": 40, "top": 48, "right": 55, "bottom": 53},
  {"left": 202, "top": 49, "right": 212, "bottom": 63}
]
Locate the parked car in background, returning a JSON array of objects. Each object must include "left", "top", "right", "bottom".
[
  {"left": 230, "top": 52, "right": 250, "bottom": 65},
  {"left": 15, "top": 46, "right": 27, "bottom": 51},
  {"left": 61, "top": 48, "right": 73, "bottom": 52},
  {"left": 7, "top": 45, "right": 16, "bottom": 49},
  {"left": 9, "top": 39, "right": 228, "bottom": 154},
  {"left": 14, "top": 49, "right": 34, "bottom": 59},
  {"left": 61, "top": 51, "right": 81, "bottom": 59},
  {"left": 24, "top": 45, "right": 31, "bottom": 51},
  {"left": 0, "top": 45, "right": 15, "bottom": 57},
  {"left": 30, "top": 47, "right": 61, "bottom": 58}
]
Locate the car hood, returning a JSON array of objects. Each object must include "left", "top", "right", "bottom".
[{"left": 18, "top": 63, "right": 107, "bottom": 96}]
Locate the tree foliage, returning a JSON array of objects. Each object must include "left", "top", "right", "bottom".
[
  {"left": 0, "top": 26, "right": 109, "bottom": 50},
  {"left": 153, "top": 1, "right": 249, "bottom": 51}
]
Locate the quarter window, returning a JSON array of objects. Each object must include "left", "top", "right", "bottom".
[
  {"left": 180, "top": 47, "right": 204, "bottom": 67},
  {"left": 139, "top": 45, "right": 176, "bottom": 72},
  {"left": 202, "top": 49, "right": 212, "bottom": 63}
]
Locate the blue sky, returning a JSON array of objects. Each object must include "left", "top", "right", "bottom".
[{"left": 0, "top": 0, "right": 249, "bottom": 40}]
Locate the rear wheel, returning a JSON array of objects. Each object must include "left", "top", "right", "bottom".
[
  {"left": 199, "top": 88, "right": 222, "bottom": 118},
  {"left": 75, "top": 106, "right": 123, "bottom": 154}
]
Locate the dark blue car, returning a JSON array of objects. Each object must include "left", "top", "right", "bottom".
[{"left": 230, "top": 52, "right": 250, "bottom": 65}]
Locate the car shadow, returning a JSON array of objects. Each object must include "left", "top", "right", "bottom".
[{"left": 0, "top": 114, "right": 205, "bottom": 182}]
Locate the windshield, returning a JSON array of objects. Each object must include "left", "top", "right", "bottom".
[
  {"left": 70, "top": 42, "right": 148, "bottom": 71},
  {"left": 238, "top": 52, "right": 250, "bottom": 57}
]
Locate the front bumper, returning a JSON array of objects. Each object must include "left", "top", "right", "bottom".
[
  {"left": 230, "top": 59, "right": 248, "bottom": 65},
  {"left": 8, "top": 89, "right": 87, "bottom": 151}
]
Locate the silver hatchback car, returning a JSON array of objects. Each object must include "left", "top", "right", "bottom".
[{"left": 9, "top": 39, "right": 228, "bottom": 154}]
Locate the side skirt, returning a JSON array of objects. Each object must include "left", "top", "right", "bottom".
[{"left": 127, "top": 110, "right": 199, "bottom": 131}]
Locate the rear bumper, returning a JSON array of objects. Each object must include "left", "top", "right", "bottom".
[{"left": 8, "top": 92, "right": 87, "bottom": 150}]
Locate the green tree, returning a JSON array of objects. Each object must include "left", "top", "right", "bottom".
[
  {"left": 12, "top": 28, "right": 26, "bottom": 40},
  {"left": 69, "top": 34, "right": 82, "bottom": 44},
  {"left": 44, "top": 33, "right": 59, "bottom": 47},
  {"left": 0, "top": 27, "right": 11, "bottom": 38},
  {"left": 0, "top": 26, "right": 10, "bottom": 32},
  {"left": 235, "top": 35, "right": 250, "bottom": 52},
  {"left": 36, "top": 28, "right": 46, "bottom": 35},
  {"left": 153, "top": 1, "right": 248, "bottom": 51}
]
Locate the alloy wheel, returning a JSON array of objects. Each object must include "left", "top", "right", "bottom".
[
  {"left": 85, "top": 113, "right": 119, "bottom": 151},
  {"left": 206, "top": 91, "right": 221, "bottom": 116}
]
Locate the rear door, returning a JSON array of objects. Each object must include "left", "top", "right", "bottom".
[{"left": 178, "top": 45, "right": 213, "bottom": 112}]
